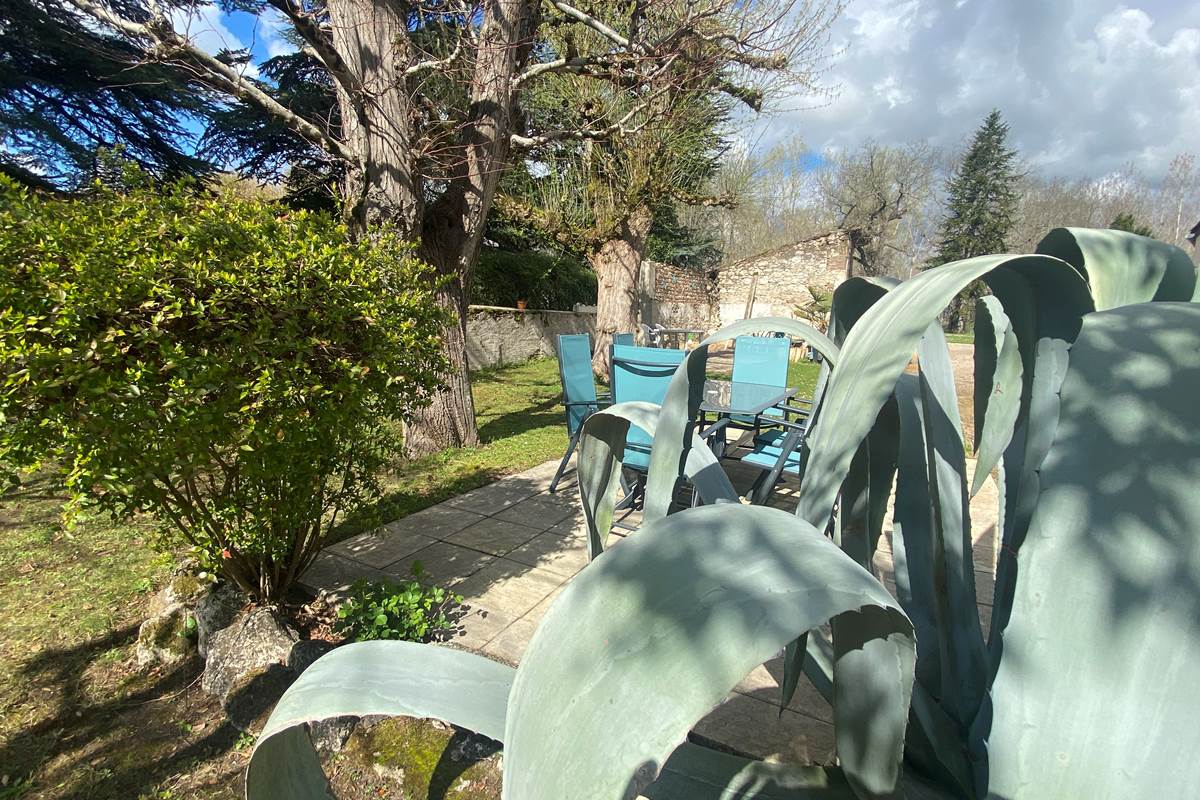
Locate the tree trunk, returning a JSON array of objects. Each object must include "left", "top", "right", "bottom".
[
  {"left": 590, "top": 205, "right": 654, "bottom": 376},
  {"left": 403, "top": 0, "right": 539, "bottom": 457},
  {"left": 327, "top": 0, "right": 421, "bottom": 235}
]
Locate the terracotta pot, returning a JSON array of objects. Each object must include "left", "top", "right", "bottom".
[{"left": 516, "top": 299, "right": 528, "bottom": 310}]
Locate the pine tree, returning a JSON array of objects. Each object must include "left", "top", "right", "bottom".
[
  {"left": 1109, "top": 212, "right": 1155, "bottom": 238},
  {"left": 927, "top": 109, "right": 1020, "bottom": 329},
  {"left": 0, "top": 0, "right": 214, "bottom": 189}
]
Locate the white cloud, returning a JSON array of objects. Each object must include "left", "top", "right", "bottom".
[
  {"left": 170, "top": 5, "right": 258, "bottom": 78},
  {"left": 758, "top": 0, "right": 1200, "bottom": 181},
  {"left": 259, "top": 10, "right": 296, "bottom": 59}
]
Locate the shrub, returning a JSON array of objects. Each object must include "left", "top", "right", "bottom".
[
  {"left": 0, "top": 176, "right": 445, "bottom": 601},
  {"left": 334, "top": 568, "right": 462, "bottom": 642},
  {"left": 473, "top": 246, "right": 596, "bottom": 310}
]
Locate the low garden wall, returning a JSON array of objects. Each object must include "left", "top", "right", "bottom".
[{"left": 465, "top": 305, "right": 596, "bottom": 369}]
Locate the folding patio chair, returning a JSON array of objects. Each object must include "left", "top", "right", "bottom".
[
  {"left": 728, "top": 334, "right": 791, "bottom": 430},
  {"left": 608, "top": 343, "right": 686, "bottom": 508},
  {"left": 549, "top": 333, "right": 608, "bottom": 494}
]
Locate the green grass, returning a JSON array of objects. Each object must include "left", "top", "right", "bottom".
[
  {"left": 332, "top": 358, "right": 570, "bottom": 540},
  {"left": 787, "top": 359, "right": 822, "bottom": 399},
  {"left": 945, "top": 332, "right": 975, "bottom": 345}
]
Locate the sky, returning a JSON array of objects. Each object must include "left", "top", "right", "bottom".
[
  {"left": 754, "top": 0, "right": 1200, "bottom": 182},
  {"left": 183, "top": 0, "right": 1200, "bottom": 183}
]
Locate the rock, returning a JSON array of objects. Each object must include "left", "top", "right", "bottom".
[
  {"left": 135, "top": 605, "right": 194, "bottom": 667},
  {"left": 202, "top": 606, "right": 298, "bottom": 703},
  {"left": 326, "top": 717, "right": 502, "bottom": 799},
  {"left": 223, "top": 663, "right": 297, "bottom": 733},
  {"left": 308, "top": 716, "right": 359, "bottom": 754},
  {"left": 287, "top": 638, "right": 336, "bottom": 675},
  {"left": 194, "top": 582, "right": 244, "bottom": 658},
  {"left": 148, "top": 573, "right": 207, "bottom": 617}
]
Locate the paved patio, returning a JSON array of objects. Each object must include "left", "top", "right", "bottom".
[{"left": 302, "top": 450, "right": 999, "bottom": 764}]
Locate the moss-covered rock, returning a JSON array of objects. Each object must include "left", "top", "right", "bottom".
[
  {"left": 325, "top": 717, "right": 502, "bottom": 799},
  {"left": 135, "top": 605, "right": 194, "bottom": 666}
]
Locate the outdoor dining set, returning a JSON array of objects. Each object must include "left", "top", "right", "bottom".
[{"left": 549, "top": 329, "right": 816, "bottom": 511}]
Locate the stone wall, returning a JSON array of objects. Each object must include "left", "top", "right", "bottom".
[
  {"left": 465, "top": 305, "right": 595, "bottom": 369},
  {"left": 640, "top": 260, "right": 716, "bottom": 330},
  {"left": 714, "top": 231, "right": 851, "bottom": 327}
]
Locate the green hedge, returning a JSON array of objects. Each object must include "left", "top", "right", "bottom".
[{"left": 473, "top": 247, "right": 596, "bottom": 310}]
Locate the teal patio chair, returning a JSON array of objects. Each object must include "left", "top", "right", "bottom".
[
  {"left": 608, "top": 343, "right": 686, "bottom": 507},
  {"left": 549, "top": 333, "right": 608, "bottom": 494},
  {"left": 613, "top": 332, "right": 635, "bottom": 347},
  {"left": 728, "top": 335, "right": 790, "bottom": 429}
]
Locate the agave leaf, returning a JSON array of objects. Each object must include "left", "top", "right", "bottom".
[
  {"left": 829, "top": 277, "right": 899, "bottom": 347},
  {"left": 577, "top": 401, "right": 738, "bottom": 558},
  {"left": 503, "top": 503, "right": 915, "bottom": 800},
  {"left": 246, "top": 641, "right": 514, "bottom": 800},
  {"left": 986, "top": 303, "right": 1200, "bottom": 798},
  {"left": 985, "top": 336, "right": 1070, "bottom": 662},
  {"left": 915, "top": 326, "right": 987, "bottom": 728},
  {"left": 971, "top": 296, "right": 1022, "bottom": 497},
  {"left": 890, "top": 375, "right": 940, "bottom": 689},
  {"left": 643, "top": 317, "right": 840, "bottom": 524},
  {"left": 795, "top": 254, "right": 1090, "bottom": 532},
  {"left": 1035, "top": 227, "right": 1197, "bottom": 309}
]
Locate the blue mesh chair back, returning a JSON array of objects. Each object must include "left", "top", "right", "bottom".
[
  {"left": 732, "top": 335, "right": 790, "bottom": 386},
  {"left": 557, "top": 334, "right": 598, "bottom": 436},
  {"left": 730, "top": 335, "right": 790, "bottom": 423},
  {"left": 610, "top": 344, "right": 685, "bottom": 469},
  {"left": 613, "top": 332, "right": 635, "bottom": 347}
]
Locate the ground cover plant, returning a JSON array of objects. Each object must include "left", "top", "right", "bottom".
[{"left": 0, "top": 175, "right": 444, "bottom": 601}]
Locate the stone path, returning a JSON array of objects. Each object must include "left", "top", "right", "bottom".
[{"left": 303, "top": 449, "right": 999, "bottom": 764}]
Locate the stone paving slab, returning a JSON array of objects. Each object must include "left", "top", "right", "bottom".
[
  {"left": 303, "top": 450, "right": 1001, "bottom": 764},
  {"left": 443, "top": 517, "right": 543, "bottom": 557}
]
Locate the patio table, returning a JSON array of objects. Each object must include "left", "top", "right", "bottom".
[{"left": 700, "top": 379, "right": 798, "bottom": 418}]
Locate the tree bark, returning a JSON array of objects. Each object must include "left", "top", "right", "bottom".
[
  {"left": 327, "top": 0, "right": 421, "bottom": 235},
  {"left": 589, "top": 204, "right": 653, "bottom": 375},
  {"left": 402, "top": 0, "right": 540, "bottom": 457}
]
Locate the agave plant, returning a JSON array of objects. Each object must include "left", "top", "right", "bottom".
[{"left": 247, "top": 228, "right": 1200, "bottom": 799}]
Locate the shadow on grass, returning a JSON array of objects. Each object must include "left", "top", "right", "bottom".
[{"left": 0, "top": 624, "right": 243, "bottom": 799}]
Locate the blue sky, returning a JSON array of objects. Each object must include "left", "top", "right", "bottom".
[{"left": 185, "top": 0, "right": 1200, "bottom": 181}]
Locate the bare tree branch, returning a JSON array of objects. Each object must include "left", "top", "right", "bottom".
[{"left": 546, "top": 0, "right": 643, "bottom": 53}]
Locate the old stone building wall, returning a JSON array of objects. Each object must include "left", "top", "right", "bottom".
[
  {"left": 639, "top": 260, "right": 716, "bottom": 330},
  {"left": 714, "top": 231, "right": 852, "bottom": 327}
]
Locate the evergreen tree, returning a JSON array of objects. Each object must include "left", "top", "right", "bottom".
[
  {"left": 0, "top": 0, "right": 214, "bottom": 189},
  {"left": 1109, "top": 212, "right": 1155, "bottom": 238},
  {"left": 928, "top": 109, "right": 1020, "bottom": 329}
]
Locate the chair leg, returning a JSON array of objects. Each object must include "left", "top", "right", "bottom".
[
  {"left": 549, "top": 427, "right": 583, "bottom": 494},
  {"left": 750, "top": 429, "right": 803, "bottom": 506}
]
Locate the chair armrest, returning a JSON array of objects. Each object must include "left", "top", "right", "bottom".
[{"left": 699, "top": 418, "right": 731, "bottom": 440}]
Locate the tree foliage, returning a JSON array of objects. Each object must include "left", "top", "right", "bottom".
[
  {"left": 0, "top": 174, "right": 446, "bottom": 600},
  {"left": 1109, "top": 211, "right": 1155, "bottom": 238},
  {"left": 928, "top": 109, "right": 1020, "bottom": 266},
  {"left": 0, "top": 0, "right": 214, "bottom": 189},
  {"left": 819, "top": 141, "right": 935, "bottom": 276}
]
